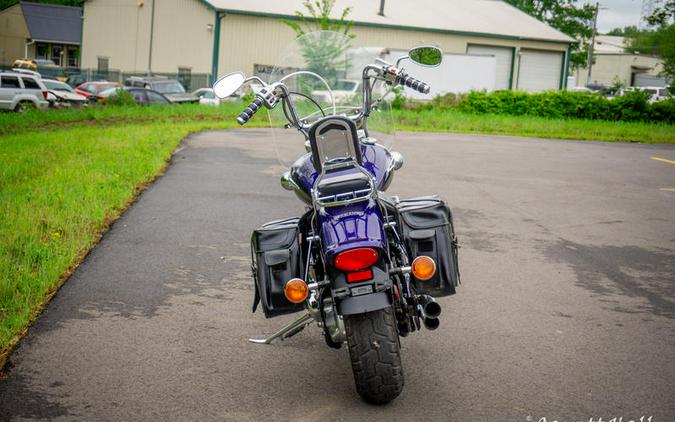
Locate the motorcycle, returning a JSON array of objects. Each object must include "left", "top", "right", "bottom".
[{"left": 214, "top": 31, "right": 460, "bottom": 404}]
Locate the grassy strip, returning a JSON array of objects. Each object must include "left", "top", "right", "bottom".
[
  {"left": 394, "top": 109, "right": 675, "bottom": 143},
  {"left": 0, "top": 120, "right": 242, "bottom": 364},
  {"left": 1, "top": 104, "right": 673, "bottom": 143},
  {"left": 0, "top": 103, "right": 266, "bottom": 136}
]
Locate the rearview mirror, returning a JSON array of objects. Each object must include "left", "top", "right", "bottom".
[
  {"left": 213, "top": 72, "right": 245, "bottom": 99},
  {"left": 408, "top": 46, "right": 443, "bottom": 67}
]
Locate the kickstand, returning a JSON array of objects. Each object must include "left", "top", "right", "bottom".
[{"left": 249, "top": 313, "right": 313, "bottom": 344}]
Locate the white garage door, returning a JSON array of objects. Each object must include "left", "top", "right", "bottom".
[
  {"left": 633, "top": 72, "right": 668, "bottom": 87},
  {"left": 467, "top": 44, "right": 513, "bottom": 90},
  {"left": 517, "top": 49, "right": 563, "bottom": 92}
]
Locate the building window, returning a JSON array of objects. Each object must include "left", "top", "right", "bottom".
[
  {"left": 67, "top": 46, "right": 79, "bottom": 68},
  {"left": 36, "top": 43, "right": 49, "bottom": 60},
  {"left": 178, "top": 67, "right": 191, "bottom": 91},
  {"left": 97, "top": 57, "right": 109, "bottom": 73},
  {"left": 51, "top": 45, "right": 63, "bottom": 66}
]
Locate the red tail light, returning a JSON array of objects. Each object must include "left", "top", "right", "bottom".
[
  {"left": 42, "top": 91, "right": 48, "bottom": 100},
  {"left": 347, "top": 269, "right": 373, "bottom": 283},
  {"left": 334, "top": 248, "right": 378, "bottom": 271}
]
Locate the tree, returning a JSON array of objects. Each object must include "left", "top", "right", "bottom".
[
  {"left": 282, "top": 0, "right": 355, "bottom": 85},
  {"left": 645, "top": 0, "right": 675, "bottom": 27},
  {"left": 505, "top": 0, "right": 596, "bottom": 68},
  {"left": 283, "top": 0, "right": 354, "bottom": 39}
]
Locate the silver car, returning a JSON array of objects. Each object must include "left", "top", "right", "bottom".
[{"left": 0, "top": 71, "right": 50, "bottom": 111}]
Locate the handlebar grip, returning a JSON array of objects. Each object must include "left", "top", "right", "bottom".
[
  {"left": 399, "top": 74, "right": 431, "bottom": 94},
  {"left": 237, "top": 96, "right": 264, "bottom": 125}
]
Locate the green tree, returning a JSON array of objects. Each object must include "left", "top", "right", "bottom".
[
  {"left": 283, "top": 0, "right": 354, "bottom": 38},
  {"left": 282, "top": 0, "right": 355, "bottom": 85},
  {"left": 505, "top": 0, "right": 596, "bottom": 68},
  {"left": 645, "top": 0, "right": 675, "bottom": 27}
]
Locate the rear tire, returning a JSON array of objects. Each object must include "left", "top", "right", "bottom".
[
  {"left": 344, "top": 307, "right": 404, "bottom": 404},
  {"left": 14, "top": 101, "right": 35, "bottom": 113}
]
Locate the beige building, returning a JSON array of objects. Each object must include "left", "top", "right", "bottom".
[
  {"left": 82, "top": 0, "right": 574, "bottom": 91},
  {"left": 0, "top": 1, "right": 82, "bottom": 68},
  {"left": 574, "top": 35, "right": 665, "bottom": 88}
]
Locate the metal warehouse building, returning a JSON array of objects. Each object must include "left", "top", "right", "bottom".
[{"left": 81, "top": 0, "right": 574, "bottom": 92}]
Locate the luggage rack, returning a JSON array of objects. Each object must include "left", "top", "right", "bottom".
[{"left": 315, "top": 187, "right": 373, "bottom": 207}]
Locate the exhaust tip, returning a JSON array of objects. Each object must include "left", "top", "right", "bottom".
[
  {"left": 424, "top": 301, "right": 442, "bottom": 319},
  {"left": 423, "top": 317, "right": 439, "bottom": 331}
]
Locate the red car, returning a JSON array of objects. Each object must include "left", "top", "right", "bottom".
[{"left": 75, "top": 81, "right": 122, "bottom": 101}]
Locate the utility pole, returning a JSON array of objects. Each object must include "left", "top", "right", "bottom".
[
  {"left": 148, "top": 0, "right": 155, "bottom": 74},
  {"left": 586, "top": 2, "right": 599, "bottom": 86}
]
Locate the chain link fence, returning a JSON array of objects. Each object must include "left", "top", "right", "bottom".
[
  {"left": 1, "top": 63, "right": 212, "bottom": 91},
  {"left": 69, "top": 69, "right": 212, "bottom": 91}
]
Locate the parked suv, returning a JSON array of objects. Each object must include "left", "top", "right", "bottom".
[
  {"left": 124, "top": 76, "right": 198, "bottom": 103},
  {"left": 13, "top": 59, "right": 67, "bottom": 82},
  {"left": 0, "top": 70, "right": 50, "bottom": 111}
]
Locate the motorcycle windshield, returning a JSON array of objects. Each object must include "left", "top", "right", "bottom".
[{"left": 263, "top": 30, "right": 396, "bottom": 168}]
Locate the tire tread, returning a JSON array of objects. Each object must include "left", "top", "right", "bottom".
[{"left": 344, "top": 307, "right": 404, "bottom": 404}]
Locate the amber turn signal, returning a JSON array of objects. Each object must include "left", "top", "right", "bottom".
[
  {"left": 411, "top": 256, "right": 436, "bottom": 281},
  {"left": 284, "top": 278, "right": 309, "bottom": 303}
]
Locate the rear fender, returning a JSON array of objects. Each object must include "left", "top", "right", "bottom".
[{"left": 329, "top": 264, "right": 393, "bottom": 316}]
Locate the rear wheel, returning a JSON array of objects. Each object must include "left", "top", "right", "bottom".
[
  {"left": 344, "top": 307, "right": 404, "bottom": 404},
  {"left": 14, "top": 101, "right": 35, "bottom": 113}
]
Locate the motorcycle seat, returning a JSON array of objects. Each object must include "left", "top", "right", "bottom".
[{"left": 315, "top": 170, "right": 371, "bottom": 198}]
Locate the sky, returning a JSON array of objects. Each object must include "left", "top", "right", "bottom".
[{"left": 577, "top": 0, "right": 644, "bottom": 33}]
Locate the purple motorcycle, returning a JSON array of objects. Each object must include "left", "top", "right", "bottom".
[{"left": 214, "top": 31, "right": 460, "bottom": 404}]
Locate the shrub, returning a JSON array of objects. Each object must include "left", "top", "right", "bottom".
[
  {"left": 451, "top": 89, "right": 672, "bottom": 123},
  {"left": 649, "top": 98, "right": 675, "bottom": 124},
  {"left": 105, "top": 88, "right": 137, "bottom": 107},
  {"left": 390, "top": 87, "right": 406, "bottom": 110}
]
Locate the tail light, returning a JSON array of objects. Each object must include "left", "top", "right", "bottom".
[
  {"left": 347, "top": 269, "right": 373, "bottom": 283},
  {"left": 411, "top": 256, "right": 436, "bottom": 281},
  {"left": 334, "top": 248, "right": 378, "bottom": 271},
  {"left": 42, "top": 91, "right": 48, "bottom": 100}
]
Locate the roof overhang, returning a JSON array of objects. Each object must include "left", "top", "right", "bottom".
[
  {"left": 30, "top": 39, "right": 80, "bottom": 46},
  {"left": 199, "top": 0, "right": 575, "bottom": 45}
]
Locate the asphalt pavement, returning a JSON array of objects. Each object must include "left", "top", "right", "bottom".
[{"left": 1, "top": 129, "right": 674, "bottom": 421}]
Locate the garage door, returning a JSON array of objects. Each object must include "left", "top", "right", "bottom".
[
  {"left": 517, "top": 49, "right": 563, "bottom": 92},
  {"left": 633, "top": 72, "right": 668, "bottom": 87},
  {"left": 467, "top": 44, "right": 513, "bottom": 90}
]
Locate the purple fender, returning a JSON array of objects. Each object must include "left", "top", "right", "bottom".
[{"left": 318, "top": 199, "right": 386, "bottom": 262}]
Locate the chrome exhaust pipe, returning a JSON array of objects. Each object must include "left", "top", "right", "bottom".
[
  {"left": 419, "top": 295, "right": 442, "bottom": 319},
  {"left": 423, "top": 317, "right": 439, "bottom": 330}
]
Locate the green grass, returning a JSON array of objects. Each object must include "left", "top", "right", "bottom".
[
  {"left": 0, "top": 103, "right": 674, "bottom": 360},
  {"left": 0, "top": 102, "right": 263, "bottom": 137},
  {"left": 0, "top": 106, "right": 264, "bottom": 360},
  {"left": 394, "top": 109, "right": 675, "bottom": 143}
]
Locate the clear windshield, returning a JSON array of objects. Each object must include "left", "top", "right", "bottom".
[
  {"left": 263, "top": 31, "right": 396, "bottom": 168},
  {"left": 43, "top": 80, "right": 73, "bottom": 92}
]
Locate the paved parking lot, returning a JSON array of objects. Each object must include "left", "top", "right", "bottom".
[{"left": 1, "top": 130, "right": 674, "bottom": 421}]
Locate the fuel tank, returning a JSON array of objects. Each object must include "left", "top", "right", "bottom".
[{"left": 289, "top": 142, "right": 395, "bottom": 205}]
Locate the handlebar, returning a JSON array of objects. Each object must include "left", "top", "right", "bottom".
[
  {"left": 237, "top": 96, "right": 264, "bottom": 125},
  {"left": 234, "top": 66, "right": 431, "bottom": 128},
  {"left": 398, "top": 72, "right": 431, "bottom": 94}
]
